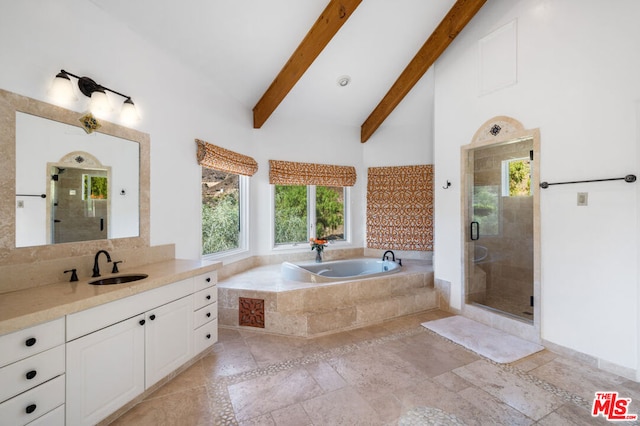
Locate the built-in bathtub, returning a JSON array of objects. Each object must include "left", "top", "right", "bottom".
[
  {"left": 281, "top": 258, "right": 401, "bottom": 283},
  {"left": 217, "top": 258, "right": 436, "bottom": 337}
]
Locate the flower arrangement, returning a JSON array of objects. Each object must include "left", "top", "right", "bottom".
[{"left": 310, "top": 238, "right": 328, "bottom": 252}]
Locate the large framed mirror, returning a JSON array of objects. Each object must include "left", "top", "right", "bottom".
[{"left": 0, "top": 88, "right": 150, "bottom": 265}]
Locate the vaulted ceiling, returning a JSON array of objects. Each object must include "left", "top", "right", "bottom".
[{"left": 90, "top": 0, "right": 486, "bottom": 142}]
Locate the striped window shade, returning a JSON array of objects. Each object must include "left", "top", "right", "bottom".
[
  {"left": 366, "top": 164, "right": 434, "bottom": 251},
  {"left": 196, "top": 139, "right": 258, "bottom": 176},
  {"left": 269, "top": 160, "right": 357, "bottom": 186}
]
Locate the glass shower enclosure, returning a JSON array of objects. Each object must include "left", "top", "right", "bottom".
[{"left": 464, "top": 138, "right": 535, "bottom": 322}]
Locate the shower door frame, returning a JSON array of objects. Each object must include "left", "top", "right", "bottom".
[{"left": 460, "top": 116, "right": 541, "bottom": 343}]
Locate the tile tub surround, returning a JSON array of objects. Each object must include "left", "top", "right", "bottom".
[
  {"left": 110, "top": 310, "right": 640, "bottom": 425},
  {"left": 217, "top": 259, "right": 436, "bottom": 337},
  {"left": 0, "top": 258, "right": 220, "bottom": 335}
]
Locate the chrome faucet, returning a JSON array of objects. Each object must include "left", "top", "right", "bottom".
[
  {"left": 382, "top": 250, "right": 395, "bottom": 262},
  {"left": 92, "top": 250, "right": 112, "bottom": 277}
]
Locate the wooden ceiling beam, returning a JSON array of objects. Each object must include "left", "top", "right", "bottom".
[
  {"left": 253, "top": 0, "right": 362, "bottom": 129},
  {"left": 360, "top": 0, "right": 487, "bottom": 142}
]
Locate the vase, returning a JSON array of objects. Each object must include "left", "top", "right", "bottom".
[{"left": 315, "top": 250, "right": 322, "bottom": 263}]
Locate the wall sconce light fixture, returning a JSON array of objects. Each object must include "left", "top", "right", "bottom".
[{"left": 50, "top": 69, "right": 139, "bottom": 124}]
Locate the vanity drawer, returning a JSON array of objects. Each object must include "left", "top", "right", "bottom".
[
  {"left": 0, "top": 374, "right": 65, "bottom": 426},
  {"left": 0, "top": 345, "right": 65, "bottom": 403},
  {"left": 193, "top": 319, "right": 217, "bottom": 354},
  {"left": 0, "top": 318, "right": 65, "bottom": 369},
  {"left": 193, "top": 302, "right": 217, "bottom": 329},
  {"left": 193, "top": 287, "right": 217, "bottom": 311},
  {"left": 25, "top": 404, "right": 64, "bottom": 426},
  {"left": 194, "top": 272, "right": 216, "bottom": 292},
  {"left": 67, "top": 278, "right": 194, "bottom": 341}
]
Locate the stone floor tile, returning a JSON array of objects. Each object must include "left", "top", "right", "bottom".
[
  {"left": 325, "top": 341, "right": 427, "bottom": 400},
  {"left": 510, "top": 349, "right": 558, "bottom": 372},
  {"left": 270, "top": 403, "right": 313, "bottom": 426},
  {"left": 453, "top": 360, "right": 563, "bottom": 420},
  {"left": 530, "top": 356, "right": 628, "bottom": 401},
  {"left": 458, "top": 386, "right": 534, "bottom": 425},
  {"left": 432, "top": 371, "right": 473, "bottom": 392},
  {"left": 110, "top": 386, "right": 213, "bottom": 426},
  {"left": 201, "top": 340, "right": 258, "bottom": 378},
  {"left": 244, "top": 333, "right": 322, "bottom": 366},
  {"left": 238, "top": 413, "right": 276, "bottom": 426},
  {"left": 146, "top": 359, "right": 206, "bottom": 400},
  {"left": 536, "top": 402, "right": 613, "bottom": 425},
  {"left": 227, "top": 367, "right": 324, "bottom": 422},
  {"left": 304, "top": 360, "right": 347, "bottom": 392},
  {"left": 301, "top": 387, "right": 383, "bottom": 425}
]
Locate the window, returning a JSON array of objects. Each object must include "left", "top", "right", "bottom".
[
  {"left": 502, "top": 157, "right": 532, "bottom": 197},
  {"left": 202, "top": 168, "right": 248, "bottom": 256},
  {"left": 274, "top": 184, "right": 347, "bottom": 246}
]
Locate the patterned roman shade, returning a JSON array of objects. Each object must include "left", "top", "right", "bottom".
[
  {"left": 196, "top": 139, "right": 258, "bottom": 176},
  {"left": 367, "top": 164, "right": 434, "bottom": 251},
  {"left": 269, "top": 160, "right": 357, "bottom": 187}
]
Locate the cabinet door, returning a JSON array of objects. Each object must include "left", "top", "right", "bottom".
[
  {"left": 145, "top": 295, "right": 194, "bottom": 388},
  {"left": 66, "top": 316, "right": 145, "bottom": 426}
]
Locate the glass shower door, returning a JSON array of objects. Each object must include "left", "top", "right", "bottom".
[{"left": 466, "top": 139, "right": 534, "bottom": 322}]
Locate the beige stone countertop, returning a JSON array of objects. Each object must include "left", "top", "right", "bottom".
[{"left": 0, "top": 259, "right": 221, "bottom": 335}]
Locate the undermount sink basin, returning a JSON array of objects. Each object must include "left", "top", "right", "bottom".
[{"left": 89, "top": 274, "right": 148, "bottom": 285}]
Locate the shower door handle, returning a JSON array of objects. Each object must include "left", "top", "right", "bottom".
[{"left": 470, "top": 221, "right": 480, "bottom": 241}]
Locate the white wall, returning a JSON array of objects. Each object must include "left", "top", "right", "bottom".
[{"left": 434, "top": 0, "right": 639, "bottom": 373}]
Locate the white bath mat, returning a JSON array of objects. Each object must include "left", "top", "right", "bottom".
[{"left": 422, "top": 316, "right": 544, "bottom": 363}]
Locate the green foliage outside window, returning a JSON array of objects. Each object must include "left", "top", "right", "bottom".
[
  {"left": 202, "top": 191, "right": 239, "bottom": 254},
  {"left": 316, "top": 186, "right": 344, "bottom": 240},
  {"left": 274, "top": 185, "right": 308, "bottom": 244},
  {"left": 274, "top": 185, "right": 345, "bottom": 244},
  {"left": 509, "top": 159, "right": 531, "bottom": 196},
  {"left": 83, "top": 175, "right": 108, "bottom": 199}
]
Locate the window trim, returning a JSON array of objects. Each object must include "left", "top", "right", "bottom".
[
  {"left": 201, "top": 172, "right": 249, "bottom": 261},
  {"left": 271, "top": 184, "right": 351, "bottom": 250}
]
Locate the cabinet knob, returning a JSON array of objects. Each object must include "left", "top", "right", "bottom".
[
  {"left": 206, "top": 295, "right": 211, "bottom": 300},
  {"left": 25, "top": 337, "right": 37, "bottom": 347},
  {"left": 206, "top": 277, "right": 211, "bottom": 283},
  {"left": 139, "top": 319, "right": 146, "bottom": 326},
  {"left": 206, "top": 312, "right": 211, "bottom": 318},
  {"left": 206, "top": 333, "right": 211, "bottom": 339},
  {"left": 25, "top": 370, "right": 37, "bottom": 380},
  {"left": 25, "top": 404, "right": 37, "bottom": 414},
  {"left": 149, "top": 314, "right": 156, "bottom": 321}
]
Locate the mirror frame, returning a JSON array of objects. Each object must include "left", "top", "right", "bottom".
[{"left": 0, "top": 88, "right": 150, "bottom": 266}]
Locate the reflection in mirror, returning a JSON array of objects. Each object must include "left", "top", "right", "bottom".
[
  {"left": 48, "top": 162, "right": 110, "bottom": 244},
  {"left": 15, "top": 112, "right": 139, "bottom": 247}
]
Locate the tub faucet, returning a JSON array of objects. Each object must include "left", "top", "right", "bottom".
[
  {"left": 92, "top": 250, "right": 112, "bottom": 277},
  {"left": 382, "top": 250, "right": 395, "bottom": 262}
]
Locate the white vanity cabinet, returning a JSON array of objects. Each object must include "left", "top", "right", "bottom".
[
  {"left": 0, "top": 317, "right": 66, "bottom": 426},
  {"left": 65, "top": 278, "right": 195, "bottom": 426},
  {"left": 192, "top": 272, "right": 218, "bottom": 354}
]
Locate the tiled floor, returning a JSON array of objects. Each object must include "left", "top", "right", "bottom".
[{"left": 111, "top": 310, "right": 640, "bottom": 425}]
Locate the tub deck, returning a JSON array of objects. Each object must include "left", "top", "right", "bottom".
[{"left": 217, "top": 259, "right": 436, "bottom": 337}]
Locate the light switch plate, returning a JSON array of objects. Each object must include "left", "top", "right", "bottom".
[{"left": 577, "top": 192, "right": 588, "bottom": 206}]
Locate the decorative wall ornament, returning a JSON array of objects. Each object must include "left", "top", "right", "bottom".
[
  {"left": 239, "top": 297, "right": 265, "bottom": 328},
  {"left": 79, "top": 112, "right": 101, "bottom": 134},
  {"left": 269, "top": 160, "right": 357, "bottom": 187},
  {"left": 195, "top": 139, "right": 258, "bottom": 176},
  {"left": 367, "top": 164, "right": 434, "bottom": 251},
  {"left": 489, "top": 124, "right": 502, "bottom": 136}
]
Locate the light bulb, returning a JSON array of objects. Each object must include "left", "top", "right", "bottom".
[
  {"left": 49, "top": 72, "right": 77, "bottom": 105},
  {"left": 120, "top": 98, "right": 139, "bottom": 125},
  {"left": 89, "top": 90, "right": 112, "bottom": 118}
]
